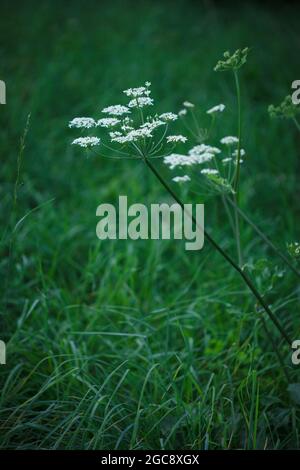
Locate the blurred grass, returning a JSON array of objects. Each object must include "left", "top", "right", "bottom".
[{"left": 0, "top": 0, "right": 299, "bottom": 449}]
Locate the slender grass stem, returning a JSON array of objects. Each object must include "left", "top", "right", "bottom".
[
  {"left": 292, "top": 117, "right": 300, "bottom": 132},
  {"left": 259, "top": 311, "right": 291, "bottom": 383},
  {"left": 143, "top": 156, "right": 291, "bottom": 346},
  {"left": 13, "top": 114, "right": 31, "bottom": 213},
  {"left": 191, "top": 109, "right": 202, "bottom": 139}
]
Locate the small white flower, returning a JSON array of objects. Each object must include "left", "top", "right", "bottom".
[
  {"left": 141, "top": 119, "right": 165, "bottom": 131},
  {"left": 97, "top": 117, "right": 120, "bottom": 127},
  {"left": 232, "top": 149, "right": 245, "bottom": 157},
  {"left": 178, "top": 109, "right": 187, "bottom": 117},
  {"left": 207, "top": 104, "right": 225, "bottom": 114},
  {"left": 164, "top": 151, "right": 213, "bottom": 169},
  {"left": 69, "top": 117, "right": 96, "bottom": 129},
  {"left": 172, "top": 175, "right": 191, "bottom": 183},
  {"left": 109, "top": 131, "right": 122, "bottom": 138},
  {"left": 102, "top": 105, "right": 130, "bottom": 116},
  {"left": 121, "top": 125, "right": 134, "bottom": 132},
  {"left": 222, "top": 157, "right": 232, "bottom": 163},
  {"left": 110, "top": 135, "right": 131, "bottom": 144},
  {"left": 189, "top": 144, "right": 221, "bottom": 155},
  {"left": 72, "top": 137, "right": 100, "bottom": 148},
  {"left": 128, "top": 97, "right": 154, "bottom": 108},
  {"left": 166, "top": 135, "right": 187, "bottom": 143},
  {"left": 111, "top": 126, "right": 153, "bottom": 144},
  {"left": 159, "top": 112, "right": 178, "bottom": 121},
  {"left": 201, "top": 168, "right": 219, "bottom": 175},
  {"left": 164, "top": 154, "right": 195, "bottom": 170},
  {"left": 128, "top": 127, "right": 153, "bottom": 140},
  {"left": 195, "top": 152, "right": 214, "bottom": 164},
  {"left": 145, "top": 81, "right": 151, "bottom": 87},
  {"left": 183, "top": 101, "right": 195, "bottom": 108},
  {"left": 220, "top": 136, "right": 239, "bottom": 145},
  {"left": 123, "top": 86, "right": 147, "bottom": 97}
]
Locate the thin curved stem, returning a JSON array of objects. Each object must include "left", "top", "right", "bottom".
[{"left": 143, "top": 156, "right": 291, "bottom": 346}]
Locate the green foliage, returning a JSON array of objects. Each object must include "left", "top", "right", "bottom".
[
  {"left": 268, "top": 95, "right": 300, "bottom": 120},
  {"left": 287, "top": 242, "right": 300, "bottom": 260}
]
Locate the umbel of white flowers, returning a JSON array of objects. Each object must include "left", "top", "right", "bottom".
[
  {"left": 69, "top": 82, "right": 187, "bottom": 154},
  {"left": 68, "top": 82, "right": 245, "bottom": 191}
]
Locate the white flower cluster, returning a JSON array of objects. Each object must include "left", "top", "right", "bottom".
[
  {"left": 123, "top": 82, "right": 151, "bottom": 97},
  {"left": 172, "top": 175, "right": 191, "bottom": 183},
  {"left": 207, "top": 104, "right": 225, "bottom": 115},
  {"left": 166, "top": 135, "right": 187, "bottom": 143},
  {"left": 183, "top": 101, "right": 194, "bottom": 108},
  {"left": 69, "top": 82, "right": 188, "bottom": 154},
  {"left": 164, "top": 142, "right": 222, "bottom": 169},
  {"left": 122, "top": 82, "right": 154, "bottom": 108},
  {"left": 141, "top": 118, "right": 165, "bottom": 132},
  {"left": 164, "top": 154, "right": 198, "bottom": 170},
  {"left": 110, "top": 126, "right": 153, "bottom": 144},
  {"left": 72, "top": 137, "right": 100, "bottom": 148},
  {"left": 189, "top": 144, "right": 221, "bottom": 155},
  {"left": 97, "top": 118, "right": 120, "bottom": 128},
  {"left": 128, "top": 96, "right": 154, "bottom": 108},
  {"left": 222, "top": 157, "right": 232, "bottom": 164},
  {"left": 160, "top": 112, "right": 178, "bottom": 122},
  {"left": 220, "top": 136, "right": 239, "bottom": 145},
  {"left": 102, "top": 105, "right": 130, "bottom": 116},
  {"left": 69, "top": 117, "right": 96, "bottom": 129},
  {"left": 201, "top": 168, "right": 218, "bottom": 175},
  {"left": 232, "top": 149, "right": 245, "bottom": 157},
  {"left": 164, "top": 152, "right": 212, "bottom": 170}
]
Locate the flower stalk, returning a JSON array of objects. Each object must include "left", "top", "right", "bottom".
[{"left": 143, "top": 155, "right": 292, "bottom": 347}]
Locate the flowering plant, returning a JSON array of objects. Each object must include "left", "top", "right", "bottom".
[{"left": 69, "top": 50, "right": 300, "bottom": 381}]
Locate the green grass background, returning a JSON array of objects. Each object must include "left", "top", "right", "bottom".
[{"left": 0, "top": 0, "right": 299, "bottom": 449}]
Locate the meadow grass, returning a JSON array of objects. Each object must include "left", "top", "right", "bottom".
[{"left": 0, "top": 0, "right": 299, "bottom": 449}]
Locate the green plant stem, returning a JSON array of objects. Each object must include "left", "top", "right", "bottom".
[
  {"left": 233, "top": 70, "right": 242, "bottom": 196},
  {"left": 143, "top": 156, "right": 291, "bottom": 347},
  {"left": 233, "top": 193, "right": 243, "bottom": 266},
  {"left": 221, "top": 194, "right": 235, "bottom": 235},
  {"left": 232, "top": 70, "right": 243, "bottom": 266},
  {"left": 225, "top": 196, "right": 300, "bottom": 279}
]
